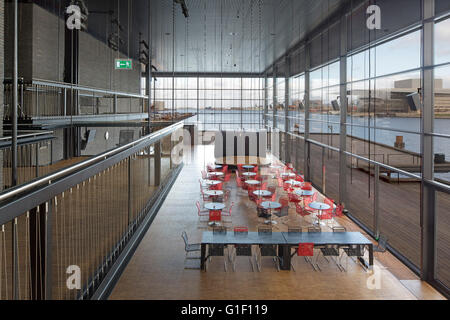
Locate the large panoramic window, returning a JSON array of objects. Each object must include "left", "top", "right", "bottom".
[{"left": 153, "top": 77, "right": 263, "bottom": 130}]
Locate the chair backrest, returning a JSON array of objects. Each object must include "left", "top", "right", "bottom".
[
  {"left": 334, "top": 204, "right": 344, "bottom": 217},
  {"left": 312, "top": 192, "right": 318, "bottom": 202},
  {"left": 209, "top": 210, "right": 222, "bottom": 222},
  {"left": 201, "top": 170, "right": 207, "bottom": 179},
  {"left": 213, "top": 226, "right": 227, "bottom": 234},
  {"left": 307, "top": 226, "right": 321, "bottom": 233},
  {"left": 235, "top": 176, "right": 243, "bottom": 188},
  {"left": 223, "top": 173, "right": 231, "bottom": 182},
  {"left": 222, "top": 165, "right": 228, "bottom": 173},
  {"left": 279, "top": 197, "right": 289, "bottom": 207},
  {"left": 268, "top": 186, "right": 276, "bottom": 194},
  {"left": 181, "top": 231, "right": 188, "bottom": 249},
  {"left": 332, "top": 226, "right": 346, "bottom": 232},
  {"left": 258, "top": 226, "right": 272, "bottom": 235},
  {"left": 228, "top": 202, "right": 234, "bottom": 215},
  {"left": 295, "top": 175, "right": 304, "bottom": 182},
  {"left": 288, "top": 227, "right": 302, "bottom": 233},
  {"left": 261, "top": 182, "right": 268, "bottom": 190},
  {"left": 297, "top": 243, "right": 314, "bottom": 257},
  {"left": 234, "top": 226, "right": 249, "bottom": 235},
  {"left": 277, "top": 178, "right": 283, "bottom": 187},
  {"left": 196, "top": 201, "right": 202, "bottom": 214},
  {"left": 252, "top": 165, "right": 258, "bottom": 173}
]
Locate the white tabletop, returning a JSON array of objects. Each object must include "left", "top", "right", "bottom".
[
  {"left": 208, "top": 171, "right": 224, "bottom": 176},
  {"left": 269, "top": 165, "right": 282, "bottom": 169},
  {"left": 281, "top": 172, "right": 296, "bottom": 177},
  {"left": 242, "top": 165, "right": 255, "bottom": 169},
  {"left": 204, "top": 202, "right": 226, "bottom": 210},
  {"left": 243, "top": 172, "right": 256, "bottom": 176},
  {"left": 204, "top": 180, "right": 221, "bottom": 185},
  {"left": 253, "top": 190, "right": 272, "bottom": 197},
  {"left": 294, "top": 189, "right": 315, "bottom": 196},
  {"left": 285, "top": 179, "right": 301, "bottom": 186},
  {"left": 245, "top": 180, "right": 261, "bottom": 185},
  {"left": 214, "top": 165, "right": 222, "bottom": 169},
  {"left": 260, "top": 201, "right": 282, "bottom": 210},
  {"left": 204, "top": 190, "right": 224, "bottom": 196},
  {"left": 308, "top": 202, "right": 330, "bottom": 210}
]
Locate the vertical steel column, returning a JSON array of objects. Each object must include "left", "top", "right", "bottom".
[
  {"left": 263, "top": 75, "right": 268, "bottom": 128},
  {"left": 63, "top": 88, "right": 67, "bottom": 116},
  {"left": 339, "top": 14, "right": 348, "bottom": 206},
  {"left": 147, "top": 0, "right": 152, "bottom": 134},
  {"left": 128, "top": 156, "right": 132, "bottom": 226},
  {"left": 304, "top": 45, "right": 311, "bottom": 181},
  {"left": 285, "top": 55, "right": 290, "bottom": 163},
  {"left": 421, "top": 0, "right": 436, "bottom": 281},
  {"left": 11, "top": 0, "right": 18, "bottom": 187},
  {"left": 272, "top": 66, "right": 277, "bottom": 129},
  {"left": 11, "top": 0, "right": 19, "bottom": 300}
]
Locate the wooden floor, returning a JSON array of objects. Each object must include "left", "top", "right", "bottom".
[{"left": 109, "top": 144, "right": 445, "bottom": 300}]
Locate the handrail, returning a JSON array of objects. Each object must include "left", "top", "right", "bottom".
[
  {"left": 31, "top": 78, "right": 147, "bottom": 99},
  {"left": 0, "top": 130, "right": 54, "bottom": 141},
  {"left": 0, "top": 121, "right": 183, "bottom": 203}
]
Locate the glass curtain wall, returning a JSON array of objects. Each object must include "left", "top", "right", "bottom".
[
  {"left": 265, "top": 0, "right": 450, "bottom": 296},
  {"left": 154, "top": 76, "right": 264, "bottom": 130}
]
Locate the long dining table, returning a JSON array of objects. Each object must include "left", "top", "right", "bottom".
[{"left": 200, "top": 231, "right": 373, "bottom": 271}]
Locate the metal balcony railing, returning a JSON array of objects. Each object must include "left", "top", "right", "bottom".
[{"left": 0, "top": 121, "right": 185, "bottom": 300}]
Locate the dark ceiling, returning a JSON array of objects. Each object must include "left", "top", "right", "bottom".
[{"left": 35, "top": 0, "right": 348, "bottom": 73}]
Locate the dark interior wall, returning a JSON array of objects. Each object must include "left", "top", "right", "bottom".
[
  {"left": 4, "top": 2, "right": 141, "bottom": 93},
  {"left": 32, "top": 0, "right": 149, "bottom": 62}
]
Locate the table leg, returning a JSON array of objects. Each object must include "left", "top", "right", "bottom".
[
  {"left": 278, "top": 245, "right": 290, "bottom": 270},
  {"left": 200, "top": 244, "right": 206, "bottom": 271},
  {"left": 368, "top": 244, "right": 374, "bottom": 267}
]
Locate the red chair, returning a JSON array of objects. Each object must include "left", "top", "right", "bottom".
[
  {"left": 333, "top": 204, "right": 344, "bottom": 218},
  {"left": 318, "top": 210, "right": 333, "bottom": 228},
  {"left": 237, "top": 164, "right": 244, "bottom": 172},
  {"left": 291, "top": 242, "right": 316, "bottom": 271},
  {"left": 234, "top": 226, "right": 248, "bottom": 233},
  {"left": 288, "top": 192, "right": 301, "bottom": 204},
  {"left": 222, "top": 165, "right": 229, "bottom": 174},
  {"left": 274, "top": 197, "right": 289, "bottom": 218},
  {"left": 223, "top": 172, "right": 231, "bottom": 182},
  {"left": 261, "top": 182, "right": 268, "bottom": 190},
  {"left": 207, "top": 164, "right": 214, "bottom": 172},
  {"left": 252, "top": 165, "right": 259, "bottom": 173},
  {"left": 210, "top": 182, "right": 223, "bottom": 191},
  {"left": 277, "top": 178, "right": 283, "bottom": 188},
  {"left": 295, "top": 175, "right": 304, "bottom": 182},
  {"left": 312, "top": 192, "right": 318, "bottom": 202},
  {"left": 296, "top": 203, "right": 311, "bottom": 217},
  {"left": 301, "top": 183, "right": 312, "bottom": 191},
  {"left": 235, "top": 176, "right": 243, "bottom": 188},
  {"left": 209, "top": 210, "right": 222, "bottom": 222},
  {"left": 196, "top": 201, "right": 209, "bottom": 222},
  {"left": 201, "top": 170, "right": 207, "bottom": 179},
  {"left": 248, "top": 186, "right": 258, "bottom": 202},
  {"left": 221, "top": 202, "right": 234, "bottom": 223}
]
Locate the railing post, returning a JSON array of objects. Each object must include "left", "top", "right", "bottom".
[
  {"left": 155, "top": 141, "right": 161, "bottom": 186},
  {"left": 128, "top": 156, "right": 132, "bottom": 228},
  {"left": 63, "top": 88, "right": 67, "bottom": 116},
  {"left": 11, "top": 0, "right": 18, "bottom": 188},
  {"left": 35, "top": 142, "right": 39, "bottom": 178},
  {"left": 12, "top": 217, "right": 18, "bottom": 300},
  {"left": 113, "top": 94, "right": 118, "bottom": 114},
  {"left": 45, "top": 197, "right": 53, "bottom": 300}
]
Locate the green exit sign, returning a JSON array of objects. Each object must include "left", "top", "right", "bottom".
[{"left": 115, "top": 59, "right": 132, "bottom": 70}]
